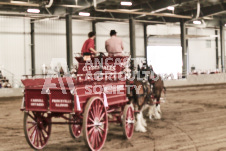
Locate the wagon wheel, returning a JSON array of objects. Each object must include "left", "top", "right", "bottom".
[
  {"left": 83, "top": 97, "right": 108, "bottom": 151},
  {"left": 123, "top": 104, "right": 134, "bottom": 139},
  {"left": 24, "top": 111, "right": 51, "bottom": 150},
  {"left": 69, "top": 114, "right": 82, "bottom": 139}
]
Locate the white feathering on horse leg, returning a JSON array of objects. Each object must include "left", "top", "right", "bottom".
[
  {"left": 157, "top": 104, "right": 161, "bottom": 114},
  {"left": 148, "top": 105, "right": 155, "bottom": 120},
  {"left": 140, "top": 111, "right": 147, "bottom": 127},
  {"left": 154, "top": 106, "right": 161, "bottom": 120},
  {"left": 135, "top": 113, "right": 147, "bottom": 132}
]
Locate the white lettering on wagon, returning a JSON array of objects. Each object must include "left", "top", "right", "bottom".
[
  {"left": 85, "top": 85, "right": 125, "bottom": 95},
  {"left": 52, "top": 99, "right": 71, "bottom": 108},
  {"left": 82, "top": 65, "right": 116, "bottom": 72},
  {"left": 30, "top": 99, "right": 44, "bottom": 107}
]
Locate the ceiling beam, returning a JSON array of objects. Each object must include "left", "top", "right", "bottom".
[
  {"left": 178, "top": 3, "right": 226, "bottom": 18},
  {"left": 201, "top": 3, "right": 226, "bottom": 17},
  {"left": 0, "top": 1, "right": 39, "bottom": 7}
]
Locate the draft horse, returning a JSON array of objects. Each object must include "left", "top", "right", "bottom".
[
  {"left": 140, "top": 64, "right": 166, "bottom": 120},
  {"left": 126, "top": 64, "right": 153, "bottom": 132}
]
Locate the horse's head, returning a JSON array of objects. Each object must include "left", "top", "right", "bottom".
[{"left": 137, "top": 63, "right": 150, "bottom": 81}]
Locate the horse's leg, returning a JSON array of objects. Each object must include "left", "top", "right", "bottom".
[
  {"left": 140, "top": 106, "right": 147, "bottom": 127},
  {"left": 135, "top": 112, "right": 147, "bottom": 132},
  {"left": 154, "top": 97, "right": 161, "bottom": 119},
  {"left": 147, "top": 104, "right": 155, "bottom": 120}
]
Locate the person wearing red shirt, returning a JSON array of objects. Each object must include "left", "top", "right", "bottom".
[{"left": 81, "top": 32, "right": 97, "bottom": 60}]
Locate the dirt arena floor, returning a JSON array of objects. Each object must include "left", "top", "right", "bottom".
[{"left": 1, "top": 84, "right": 226, "bottom": 151}]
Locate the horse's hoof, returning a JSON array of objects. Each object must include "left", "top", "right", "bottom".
[
  {"left": 135, "top": 123, "right": 147, "bottom": 132},
  {"left": 135, "top": 127, "right": 147, "bottom": 133},
  {"left": 154, "top": 113, "right": 161, "bottom": 119},
  {"left": 141, "top": 119, "right": 147, "bottom": 127},
  {"left": 149, "top": 114, "right": 153, "bottom": 119}
]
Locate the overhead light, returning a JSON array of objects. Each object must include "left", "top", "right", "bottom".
[
  {"left": 193, "top": 20, "right": 202, "bottom": 25},
  {"left": 120, "top": 1, "right": 132, "bottom": 6},
  {"left": 167, "top": 6, "right": 174, "bottom": 11},
  {"left": 224, "top": 24, "right": 226, "bottom": 27},
  {"left": 79, "top": 12, "right": 90, "bottom": 16},
  {"left": 27, "top": 8, "right": 40, "bottom": 13}
]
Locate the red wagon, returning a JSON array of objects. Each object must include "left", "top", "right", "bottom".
[{"left": 20, "top": 55, "right": 134, "bottom": 151}]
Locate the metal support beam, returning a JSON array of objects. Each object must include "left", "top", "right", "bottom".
[
  {"left": 215, "top": 30, "right": 219, "bottom": 69},
  {"left": 92, "top": 21, "right": 96, "bottom": 48},
  {"left": 143, "top": 24, "right": 148, "bottom": 61},
  {"left": 30, "top": 19, "right": 35, "bottom": 76},
  {"left": 66, "top": 14, "right": 73, "bottom": 71},
  {"left": 180, "top": 20, "right": 187, "bottom": 78},
  {"left": 129, "top": 18, "right": 136, "bottom": 59},
  {"left": 220, "top": 22, "right": 225, "bottom": 72}
]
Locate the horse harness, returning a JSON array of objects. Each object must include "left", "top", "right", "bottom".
[{"left": 135, "top": 80, "right": 153, "bottom": 102}]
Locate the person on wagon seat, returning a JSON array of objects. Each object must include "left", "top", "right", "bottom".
[
  {"left": 81, "top": 32, "right": 97, "bottom": 60},
  {"left": 105, "top": 30, "right": 124, "bottom": 56}
]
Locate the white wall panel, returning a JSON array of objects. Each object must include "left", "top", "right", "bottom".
[
  {"left": 188, "top": 28, "right": 216, "bottom": 72},
  {"left": 35, "top": 19, "right": 66, "bottom": 74},
  {"left": 0, "top": 16, "right": 30, "bottom": 85},
  {"left": 147, "top": 24, "right": 181, "bottom": 46},
  {"left": 147, "top": 24, "right": 180, "bottom": 35}
]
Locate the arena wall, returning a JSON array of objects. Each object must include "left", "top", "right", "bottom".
[{"left": 164, "top": 73, "right": 226, "bottom": 87}]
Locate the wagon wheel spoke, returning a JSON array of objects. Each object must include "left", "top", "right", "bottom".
[
  {"left": 99, "top": 111, "right": 106, "bottom": 121},
  {"left": 87, "top": 124, "right": 95, "bottom": 128},
  {"left": 28, "top": 124, "right": 36, "bottom": 131},
  {"left": 94, "top": 131, "right": 99, "bottom": 149},
  {"left": 97, "top": 130, "right": 103, "bottom": 142},
  {"left": 88, "top": 117, "right": 95, "bottom": 123},
  {"left": 32, "top": 129, "right": 37, "bottom": 145},
  {"left": 27, "top": 121, "right": 37, "bottom": 124},
  {"left": 89, "top": 129, "right": 95, "bottom": 147},
  {"left": 40, "top": 129, "right": 47, "bottom": 141},
  {"left": 97, "top": 101, "right": 102, "bottom": 118},
  {"left": 97, "top": 105, "right": 104, "bottom": 119},
  {"left": 28, "top": 113, "right": 36, "bottom": 121},
  {"left": 92, "top": 103, "right": 97, "bottom": 118},
  {"left": 38, "top": 130, "right": 43, "bottom": 147},
  {"left": 98, "top": 128, "right": 103, "bottom": 137},
  {"left": 90, "top": 110, "right": 95, "bottom": 119},
  {"left": 95, "top": 101, "right": 99, "bottom": 117},
  {"left": 98, "top": 125, "right": 104, "bottom": 132},
  {"left": 29, "top": 126, "right": 37, "bottom": 140},
  {"left": 88, "top": 126, "right": 95, "bottom": 135},
  {"left": 43, "top": 127, "right": 49, "bottom": 135},
  {"left": 36, "top": 129, "right": 39, "bottom": 147}
]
